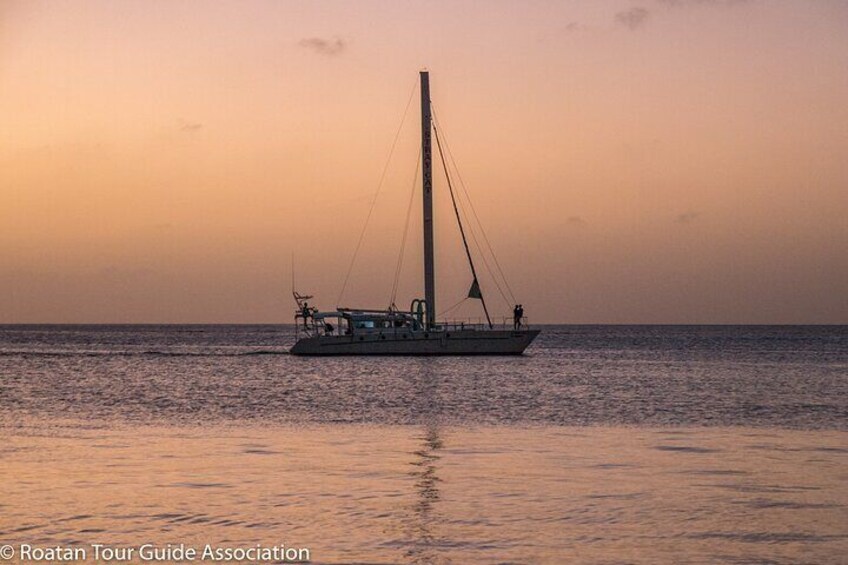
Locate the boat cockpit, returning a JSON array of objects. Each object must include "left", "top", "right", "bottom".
[{"left": 295, "top": 306, "right": 426, "bottom": 339}]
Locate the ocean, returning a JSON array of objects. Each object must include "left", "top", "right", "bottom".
[{"left": 1, "top": 325, "right": 846, "bottom": 563}]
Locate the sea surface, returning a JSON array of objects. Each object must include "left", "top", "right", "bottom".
[{"left": 1, "top": 325, "right": 846, "bottom": 564}]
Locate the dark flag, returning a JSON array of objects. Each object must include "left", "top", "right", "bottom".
[{"left": 467, "top": 278, "right": 482, "bottom": 299}]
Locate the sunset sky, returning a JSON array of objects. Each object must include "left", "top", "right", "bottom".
[{"left": 2, "top": 0, "right": 846, "bottom": 324}]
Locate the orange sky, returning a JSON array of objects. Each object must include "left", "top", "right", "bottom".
[{"left": 2, "top": 0, "right": 847, "bottom": 323}]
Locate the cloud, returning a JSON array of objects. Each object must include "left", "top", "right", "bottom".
[
  {"left": 566, "top": 216, "right": 586, "bottom": 226},
  {"left": 179, "top": 120, "right": 203, "bottom": 133},
  {"left": 676, "top": 211, "right": 700, "bottom": 224},
  {"left": 658, "top": 0, "right": 750, "bottom": 6},
  {"left": 298, "top": 37, "right": 346, "bottom": 56},
  {"left": 615, "top": 7, "right": 650, "bottom": 30}
]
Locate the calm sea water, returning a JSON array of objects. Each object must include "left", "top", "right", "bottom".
[{"left": 1, "top": 325, "right": 846, "bottom": 563}]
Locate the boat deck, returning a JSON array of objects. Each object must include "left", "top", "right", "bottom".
[{"left": 290, "top": 327, "right": 540, "bottom": 356}]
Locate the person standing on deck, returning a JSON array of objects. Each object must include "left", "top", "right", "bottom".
[{"left": 301, "top": 302, "right": 311, "bottom": 329}]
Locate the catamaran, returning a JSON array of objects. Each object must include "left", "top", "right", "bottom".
[{"left": 290, "top": 71, "right": 540, "bottom": 355}]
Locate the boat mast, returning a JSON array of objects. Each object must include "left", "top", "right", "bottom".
[{"left": 420, "top": 70, "right": 436, "bottom": 328}]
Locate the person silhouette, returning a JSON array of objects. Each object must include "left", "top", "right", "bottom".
[
  {"left": 513, "top": 304, "right": 521, "bottom": 330},
  {"left": 301, "top": 302, "right": 311, "bottom": 329}
]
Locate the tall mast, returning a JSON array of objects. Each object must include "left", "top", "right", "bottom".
[{"left": 420, "top": 70, "right": 435, "bottom": 328}]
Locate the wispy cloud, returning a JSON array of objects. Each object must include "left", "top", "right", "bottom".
[
  {"left": 178, "top": 120, "right": 203, "bottom": 133},
  {"left": 563, "top": 21, "right": 587, "bottom": 33},
  {"left": 298, "top": 37, "right": 346, "bottom": 56},
  {"left": 676, "top": 211, "right": 700, "bottom": 224},
  {"left": 615, "top": 7, "right": 650, "bottom": 30},
  {"left": 658, "top": 0, "right": 750, "bottom": 6}
]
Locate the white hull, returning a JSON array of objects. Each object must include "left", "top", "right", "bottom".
[{"left": 290, "top": 328, "right": 539, "bottom": 356}]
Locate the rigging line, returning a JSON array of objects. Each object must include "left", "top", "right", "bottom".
[
  {"left": 453, "top": 171, "right": 512, "bottom": 310},
  {"left": 389, "top": 147, "right": 421, "bottom": 306},
  {"left": 452, "top": 149, "right": 517, "bottom": 307},
  {"left": 431, "top": 107, "right": 519, "bottom": 305},
  {"left": 438, "top": 297, "right": 468, "bottom": 318},
  {"left": 452, "top": 171, "right": 513, "bottom": 311},
  {"left": 432, "top": 110, "right": 512, "bottom": 310},
  {"left": 433, "top": 121, "right": 493, "bottom": 329},
  {"left": 336, "top": 78, "right": 419, "bottom": 307},
  {"left": 438, "top": 128, "right": 515, "bottom": 309},
  {"left": 430, "top": 111, "right": 507, "bottom": 307},
  {"left": 435, "top": 108, "right": 517, "bottom": 306},
  {"left": 433, "top": 116, "right": 511, "bottom": 314}
]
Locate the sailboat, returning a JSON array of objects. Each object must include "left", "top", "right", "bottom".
[{"left": 290, "top": 71, "right": 540, "bottom": 355}]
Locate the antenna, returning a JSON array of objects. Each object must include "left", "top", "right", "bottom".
[{"left": 291, "top": 252, "right": 313, "bottom": 308}]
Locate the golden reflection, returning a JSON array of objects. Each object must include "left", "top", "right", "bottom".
[
  {"left": 406, "top": 424, "right": 444, "bottom": 563},
  {"left": 1, "top": 425, "right": 848, "bottom": 563},
  {"left": 404, "top": 361, "right": 447, "bottom": 564}
]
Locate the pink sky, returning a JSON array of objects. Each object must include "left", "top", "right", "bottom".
[{"left": 2, "top": 0, "right": 846, "bottom": 323}]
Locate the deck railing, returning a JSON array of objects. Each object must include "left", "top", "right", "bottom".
[
  {"left": 295, "top": 313, "right": 531, "bottom": 339},
  {"left": 440, "top": 317, "right": 530, "bottom": 331}
]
